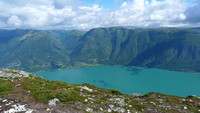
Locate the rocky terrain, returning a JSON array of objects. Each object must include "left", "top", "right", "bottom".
[{"left": 0, "top": 69, "right": 200, "bottom": 113}]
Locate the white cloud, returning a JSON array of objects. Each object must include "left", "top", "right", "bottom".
[
  {"left": 0, "top": 0, "right": 198, "bottom": 29},
  {"left": 1, "top": 0, "right": 53, "bottom": 6},
  {"left": 102, "top": 0, "right": 187, "bottom": 27},
  {"left": 79, "top": 4, "right": 102, "bottom": 11},
  {"left": 7, "top": 15, "right": 22, "bottom": 26}
]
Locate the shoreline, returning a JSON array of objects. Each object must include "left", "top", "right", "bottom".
[{"left": 33, "top": 64, "right": 200, "bottom": 75}]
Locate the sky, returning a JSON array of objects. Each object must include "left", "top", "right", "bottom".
[{"left": 0, "top": 0, "right": 199, "bottom": 29}]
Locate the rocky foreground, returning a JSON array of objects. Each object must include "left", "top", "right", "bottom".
[{"left": 0, "top": 69, "right": 200, "bottom": 113}]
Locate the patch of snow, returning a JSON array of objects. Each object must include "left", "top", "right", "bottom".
[{"left": 48, "top": 98, "right": 59, "bottom": 106}]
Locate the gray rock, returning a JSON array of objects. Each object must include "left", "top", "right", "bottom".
[
  {"left": 0, "top": 69, "right": 31, "bottom": 78},
  {"left": 130, "top": 93, "right": 143, "bottom": 97},
  {"left": 48, "top": 98, "right": 60, "bottom": 106}
]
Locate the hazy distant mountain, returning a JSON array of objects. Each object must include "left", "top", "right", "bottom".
[
  {"left": 1, "top": 27, "right": 200, "bottom": 72},
  {"left": 0, "top": 29, "right": 85, "bottom": 71}
]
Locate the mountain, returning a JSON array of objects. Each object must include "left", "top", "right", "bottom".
[
  {"left": 0, "top": 29, "right": 85, "bottom": 72},
  {"left": 0, "top": 69, "right": 200, "bottom": 113},
  {"left": 0, "top": 27, "right": 200, "bottom": 72},
  {"left": 71, "top": 27, "right": 200, "bottom": 72}
]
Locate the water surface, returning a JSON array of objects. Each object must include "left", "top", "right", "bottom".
[{"left": 35, "top": 66, "right": 200, "bottom": 97}]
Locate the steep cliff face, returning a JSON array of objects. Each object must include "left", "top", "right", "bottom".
[
  {"left": 0, "top": 69, "right": 200, "bottom": 113},
  {"left": 1, "top": 27, "right": 200, "bottom": 72},
  {"left": 129, "top": 30, "right": 200, "bottom": 72}
]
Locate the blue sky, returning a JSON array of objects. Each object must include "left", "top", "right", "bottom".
[{"left": 0, "top": 0, "right": 199, "bottom": 29}]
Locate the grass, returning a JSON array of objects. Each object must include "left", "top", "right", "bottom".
[
  {"left": 32, "top": 89, "right": 84, "bottom": 103},
  {"left": 0, "top": 78, "right": 13, "bottom": 96},
  {"left": 129, "top": 99, "right": 146, "bottom": 111},
  {"left": 20, "top": 77, "right": 85, "bottom": 103}
]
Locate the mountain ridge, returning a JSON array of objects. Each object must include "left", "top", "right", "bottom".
[{"left": 0, "top": 27, "right": 200, "bottom": 72}]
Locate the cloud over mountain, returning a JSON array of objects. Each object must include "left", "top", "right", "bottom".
[{"left": 0, "top": 0, "right": 199, "bottom": 29}]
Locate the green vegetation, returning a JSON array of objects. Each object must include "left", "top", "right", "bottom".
[
  {"left": 109, "top": 89, "right": 123, "bottom": 95},
  {"left": 20, "top": 77, "right": 85, "bottom": 103},
  {"left": 0, "top": 78, "right": 13, "bottom": 96},
  {"left": 129, "top": 100, "right": 147, "bottom": 111},
  {"left": 1, "top": 27, "right": 200, "bottom": 72}
]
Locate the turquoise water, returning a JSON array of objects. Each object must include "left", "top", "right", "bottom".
[{"left": 35, "top": 66, "right": 200, "bottom": 97}]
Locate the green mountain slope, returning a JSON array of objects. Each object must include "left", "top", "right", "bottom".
[
  {"left": 0, "top": 27, "right": 200, "bottom": 72},
  {"left": 0, "top": 30, "right": 84, "bottom": 71},
  {"left": 71, "top": 27, "right": 200, "bottom": 72},
  {"left": 131, "top": 30, "right": 200, "bottom": 72}
]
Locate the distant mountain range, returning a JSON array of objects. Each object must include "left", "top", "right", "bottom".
[{"left": 0, "top": 27, "right": 200, "bottom": 72}]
